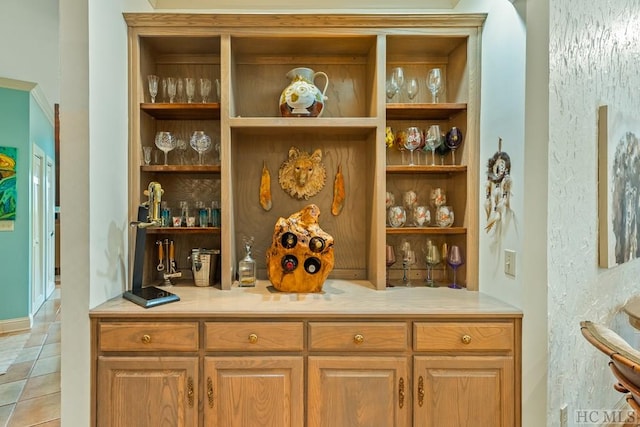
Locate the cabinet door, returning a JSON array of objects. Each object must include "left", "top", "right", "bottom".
[
  {"left": 97, "top": 356, "right": 198, "bottom": 427},
  {"left": 308, "top": 356, "right": 409, "bottom": 427},
  {"left": 203, "top": 356, "right": 304, "bottom": 427},
  {"left": 414, "top": 356, "right": 514, "bottom": 427}
]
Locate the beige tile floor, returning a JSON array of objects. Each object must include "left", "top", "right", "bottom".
[{"left": 0, "top": 285, "right": 60, "bottom": 427}]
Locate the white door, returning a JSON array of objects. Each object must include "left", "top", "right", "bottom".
[
  {"left": 31, "top": 146, "right": 45, "bottom": 314},
  {"left": 45, "top": 156, "right": 55, "bottom": 297}
]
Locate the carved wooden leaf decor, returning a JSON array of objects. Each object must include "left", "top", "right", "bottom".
[
  {"left": 266, "top": 204, "right": 334, "bottom": 293},
  {"left": 278, "top": 147, "right": 326, "bottom": 200}
]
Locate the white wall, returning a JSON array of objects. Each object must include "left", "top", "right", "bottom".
[
  {"left": 0, "top": 1, "right": 59, "bottom": 106},
  {"left": 548, "top": 0, "right": 640, "bottom": 425}
]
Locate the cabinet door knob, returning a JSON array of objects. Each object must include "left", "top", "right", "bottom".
[
  {"left": 461, "top": 334, "right": 472, "bottom": 344},
  {"left": 353, "top": 334, "right": 364, "bottom": 344},
  {"left": 141, "top": 334, "right": 151, "bottom": 344},
  {"left": 248, "top": 333, "right": 258, "bottom": 344}
]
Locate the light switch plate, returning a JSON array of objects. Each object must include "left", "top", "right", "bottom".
[{"left": 504, "top": 249, "right": 516, "bottom": 277}]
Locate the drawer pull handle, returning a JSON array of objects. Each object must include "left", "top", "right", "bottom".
[
  {"left": 187, "top": 377, "right": 194, "bottom": 407},
  {"left": 461, "top": 334, "right": 472, "bottom": 344},
  {"left": 207, "top": 377, "right": 214, "bottom": 408},
  {"left": 248, "top": 333, "right": 258, "bottom": 344},
  {"left": 418, "top": 376, "right": 425, "bottom": 407},
  {"left": 398, "top": 377, "right": 405, "bottom": 408},
  {"left": 354, "top": 334, "right": 364, "bottom": 344},
  {"left": 141, "top": 334, "right": 151, "bottom": 344}
]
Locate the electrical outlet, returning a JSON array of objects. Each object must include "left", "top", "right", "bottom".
[
  {"left": 504, "top": 249, "right": 516, "bottom": 277},
  {"left": 560, "top": 404, "right": 568, "bottom": 427}
]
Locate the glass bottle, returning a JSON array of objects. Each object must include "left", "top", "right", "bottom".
[{"left": 238, "top": 236, "right": 256, "bottom": 287}]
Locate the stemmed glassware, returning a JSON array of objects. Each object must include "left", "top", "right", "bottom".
[
  {"left": 404, "top": 127, "right": 423, "bottom": 166},
  {"left": 427, "top": 68, "right": 442, "bottom": 103},
  {"left": 200, "top": 78, "right": 212, "bottom": 103},
  {"left": 386, "top": 80, "right": 399, "bottom": 102},
  {"left": 447, "top": 245, "right": 464, "bottom": 289},
  {"left": 385, "top": 245, "right": 396, "bottom": 287},
  {"left": 425, "top": 125, "right": 443, "bottom": 165},
  {"left": 402, "top": 249, "right": 416, "bottom": 287},
  {"left": 391, "top": 67, "right": 405, "bottom": 95},
  {"left": 166, "top": 77, "right": 177, "bottom": 103},
  {"left": 147, "top": 75, "right": 159, "bottom": 103},
  {"left": 445, "top": 127, "right": 464, "bottom": 165},
  {"left": 190, "top": 131, "right": 212, "bottom": 165},
  {"left": 424, "top": 240, "right": 441, "bottom": 287},
  {"left": 406, "top": 77, "right": 419, "bottom": 101},
  {"left": 185, "top": 77, "right": 196, "bottom": 103},
  {"left": 154, "top": 131, "right": 176, "bottom": 166}
]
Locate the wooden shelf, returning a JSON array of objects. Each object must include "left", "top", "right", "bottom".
[
  {"left": 146, "top": 227, "right": 221, "bottom": 235},
  {"left": 385, "top": 103, "right": 467, "bottom": 120},
  {"left": 386, "top": 226, "right": 466, "bottom": 235},
  {"left": 141, "top": 103, "right": 221, "bottom": 120},
  {"left": 141, "top": 165, "right": 221, "bottom": 173},
  {"left": 386, "top": 165, "right": 466, "bottom": 174}
]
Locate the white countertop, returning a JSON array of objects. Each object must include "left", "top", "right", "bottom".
[{"left": 90, "top": 280, "right": 522, "bottom": 319}]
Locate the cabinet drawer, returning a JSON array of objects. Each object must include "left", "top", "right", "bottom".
[
  {"left": 205, "top": 322, "right": 304, "bottom": 351},
  {"left": 99, "top": 322, "right": 199, "bottom": 352},
  {"left": 414, "top": 322, "right": 514, "bottom": 352},
  {"left": 309, "top": 322, "right": 407, "bottom": 351}
]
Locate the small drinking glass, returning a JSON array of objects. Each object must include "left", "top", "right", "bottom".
[
  {"left": 200, "top": 78, "right": 212, "bottom": 103},
  {"left": 166, "top": 77, "right": 177, "bottom": 103},
  {"left": 185, "top": 77, "right": 196, "bottom": 103},
  {"left": 142, "top": 146, "right": 152, "bottom": 165},
  {"left": 387, "top": 206, "right": 407, "bottom": 228},
  {"left": 427, "top": 68, "right": 442, "bottom": 103},
  {"left": 147, "top": 75, "right": 159, "bottom": 103}
]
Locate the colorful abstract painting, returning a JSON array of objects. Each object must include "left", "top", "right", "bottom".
[{"left": 0, "top": 147, "right": 17, "bottom": 221}]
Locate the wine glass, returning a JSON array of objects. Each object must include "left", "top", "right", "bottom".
[
  {"left": 147, "top": 75, "right": 159, "bottom": 103},
  {"left": 425, "top": 125, "right": 443, "bottom": 165},
  {"left": 395, "top": 129, "right": 407, "bottom": 165},
  {"left": 402, "top": 249, "right": 416, "bottom": 287},
  {"left": 154, "top": 131, "right": 176, "bottom": 166},
  {"left": 386, "top": 79, "right": 399, "bottom": 102},
  {"left": 403, "top": 190, "right": 417, "bottom": 225},
  {"left": 185, "top": 77, "right": 196, "bottom": 103},
  {"left": 404, "top": 127, "right": 423, "bottom": 166},
  {"left": 190, "top": 131, "right": 212, "bottom": 165},
  {"left": 391, "top": 67, "right": 405, "bottom": 94},
  {"left": 435, "top": 140, "right": 451, "bottom": 165},
  {"left": 427, "top": 68, "right": 442, "bottom": 103},
  {"left": 166, "top": 77, "right": 177, "bottom": 103},
  {"left": 200, "top": 78, "right": 212, "bottom": 103},
  {"left": 424, "top": 240, "right": 441, "bottom": 287},
  {"left": 445, "top": 127, "right": 464, "bottom": 165},
  {"left": 447, "top": 245, "right": 464, "bottom": 289},
  {"left": 385, "top": 245, "right": 396, "bottom": 287},
  {"left": 406, "top": 77, "right": 419, "bottom": 102}
]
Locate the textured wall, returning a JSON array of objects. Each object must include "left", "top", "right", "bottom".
[{"left": 549, "top": 1, "right": 640, "bottom": 424}]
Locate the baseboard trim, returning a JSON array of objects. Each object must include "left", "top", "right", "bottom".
[{"left": 0, "top": 316, "right": 32, "bottom": 334}]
